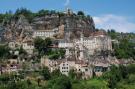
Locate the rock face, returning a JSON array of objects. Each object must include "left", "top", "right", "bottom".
[
  {"left": 1, "top": 15, "right": 33, "bottom": 42},
  {"left": 0, "top": 10, "right": 95, "bottom": 42}
]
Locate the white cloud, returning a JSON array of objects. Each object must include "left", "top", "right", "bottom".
[
  {"left": 93, "top": 14, "right": 135, "bottom": 33},
  {"left": 64, "top": 0, "right": 70, "bottom": 6}
]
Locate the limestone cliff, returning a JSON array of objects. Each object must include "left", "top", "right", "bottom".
[{"left": 0, "top": 10, "right": 95, "bottom": 42}]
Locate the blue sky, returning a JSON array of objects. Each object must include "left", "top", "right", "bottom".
[{"left": 0, "top": 0, "right": 135, "bottom": 32}]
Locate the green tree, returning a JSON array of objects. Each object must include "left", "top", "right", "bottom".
[
  {"left": 0, "top": 45, "right": 10, "bottom": 59},
  {"left": 0, "top": 74, "right": 10, "bottom": 84},
  {"left": 107, "top": 29, "right": 117, "bottom": 39},
  {"left": 127, "top": 64, "right": 135, "bottom": 74},
  {"left": 34, "top": 37, "right": 44, "bottom": 53},
  {"left": 47, "top": 75, "right": 72, "bottom": 89},
  {"left": 37, "top": 9, "right": 49, "bottom": 16},
  {"left": 0, "top": 11, "right": 13, "bottom": 24},
  {"left": 77, "top": 11, "right": 84, "bottom": 16},
  {"left": 114, "top": 38, "right": 135, "bottom": 59},
  {"left": 41, "top": 67, "right": 51, "bottom": 80},
  {"left": 34, "top": 37, "right": 52, "bottom": 56},
  {"left": 44, "top": 37, "right": 52, "bottom": 47},
  {"left": 18, "top": 46, "right": 27, "bottom": 55},
  {"left": 127, "top": 74, "right": 135, "bottom": 83},
  {"left": 51, "top": 69, "right": 62, "bottom": 79},
  {"left": 68, "top": 69, "right": 76, "bottom": 80},
  {"left": 48, "top": 53, "right": 60, "bottom": 60},
  {"left": 14, "top": 8, "right": 34, "bottom": 23},
  {"left": 103, "top": 65, "right": 122, "bottom": 89},
  {"left": 0, "top": 14, "right": 5, "bottom": 23},
  {"left": 48, "top": 49, "right": 66, "bottom": 60}
]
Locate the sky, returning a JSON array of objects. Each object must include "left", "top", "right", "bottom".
[{"left": 0, "top": 0, "right": 135, "bottom": 33}]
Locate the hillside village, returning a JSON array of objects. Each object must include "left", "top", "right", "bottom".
[
  {"left": 0, "top": 8, "right": 134, "bottom": 77},
  {"left": 0, "top": 8, "right": 135, "bottom": 89}
]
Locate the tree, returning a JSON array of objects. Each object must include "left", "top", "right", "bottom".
[
  {"left": 107, "top": 29, "right": 117, "bottom": 39},
  {"left": 0, "top": 11, "right": 13, "bottom": 24},
  {"left": 103, "top": 65, "right": 122, "bottom": 89},
  {"left": 114, "top": 38, "right": 135, "bottom": 59},
  {"left": 34, "top": 37, "right": 44, "bottom": 53},
  {"left": 127, "top": 74, "right": 135, "bottom": 83},
  {"left": 0, "top": 14, "right": 5, "bottom": 23},
  {"left": 68, "top": 69, "right": 76, "bottom": 79},
  {"left": 0, "top": 45, "right": 10, "bottom": 59},
  {"left": 59, "top": 49, "right": 66, "bottom": 58},
  {"left": 34, "top": 37, "right": 52, "bottom": 56},
  {"left": 48, "top": 53, "right": 60, "bottom": 60},
  {"left": 41, "top": 67, "right": 51, "bottom": 80},
  {"left": 48, "top": 49, "right": 66, "bottom": 60},
  {"left": 0, "top": 74, "right": 10, "bottom": 84},
  {"left": 127, "top": 64, "right": 135, "bottom": 74},
  {"left": 37, "top": 78, "right": 41, "bottom": 86},
  {"left": 37, "top": 9, "right": 49, "bottom": 16},
  {"left": 44, "top": 37, "right": 52, "bottom": 47},
  {"left": 77, "top": 11, "right": 84, "bottom": 16},
  {"left": 47, "top": 75, "right": 72, "bottom": 89},
  {"left": 119, "top": 65, "right": 128, "bottom": 79},
  {"left": 14, "top": 8, "right": 34, "bottom": 23},
  {"left": 51, "top": 69, "right": 62, "bottom": 78},
  {"left": 18, "top": 46, "right": 27, "bottom": 55}
]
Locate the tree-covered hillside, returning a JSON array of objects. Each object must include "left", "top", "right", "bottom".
[{"left": 108, "top": 29, "right": 135, "bottom": 60}]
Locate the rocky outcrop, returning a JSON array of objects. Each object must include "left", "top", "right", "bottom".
[
  {"left": 32, "top": 10, "right": 95, "bottom": 40},
  {"left": 1, "top": 15, "right": 33, "bottom": 42},
  {"left": 0, "top": 9, "right": 95, "bottom": 42}
]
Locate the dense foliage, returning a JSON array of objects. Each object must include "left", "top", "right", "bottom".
[
  {"left": 77, "top": 11, "right": 84, "bottom": 16},
  {"left": 114, "top": 39, "right": 135, "bottom": 59},
  {"left": 48, "top": 49, "right": 66, "bottom": 60},
  {"left": 1, "top": 64, "right": 135, "bottom": 89},
  {"left": 0, "top": 45, "right": 10, "bottom": 59},
  {"left": 102, "top": 64, "right": 135, "bottom": 89},
  {"left": 0, "top": 11, "right": 13, "bottom": 24},
  {"left": 34, "top": 37, "right": 65, "bottom": 59},
  {"left": 34, "top": 37, "right": 52, "bottom": 56},
  {"left": 14, "top": 8, "right": 34, "bottom": 23},
  {"left": 0, "top": 8, "right": 89, "bottom": 24},
  {"left": 108, "top": 29, "right": 135, "bottom": 59}
]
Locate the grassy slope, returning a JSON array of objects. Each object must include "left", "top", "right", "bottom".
[{"left": 72, "top": 79, "right": 108, "bottom": 89}]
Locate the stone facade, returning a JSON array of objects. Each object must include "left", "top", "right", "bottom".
[
  {"left": 33, "top": 28, "right": 59, "bottom": 39},
  {"left": 58, "top": 34, "right": 112, "bottom": 58},
  {"left": 59, "top": 61, "right": 70, "bottom": 76},
  {"left": 40, "top": 57, "right": 93, "bottom": 78}
]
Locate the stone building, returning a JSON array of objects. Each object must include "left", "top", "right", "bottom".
[
  {"left": 58, "top": 33, "right": 112, "bottom": 59},
  {"left": 59, "top": 61, "right": 70, "bottom": 76},
  {"left": 41, "top": 56, "right": 93, "bottom": 78},
  {"left": 22, "top": 36, "right": 34, "bottom": 54},
  {"left": 33, "top": 28, "right": 58, "bottom": 39}
]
